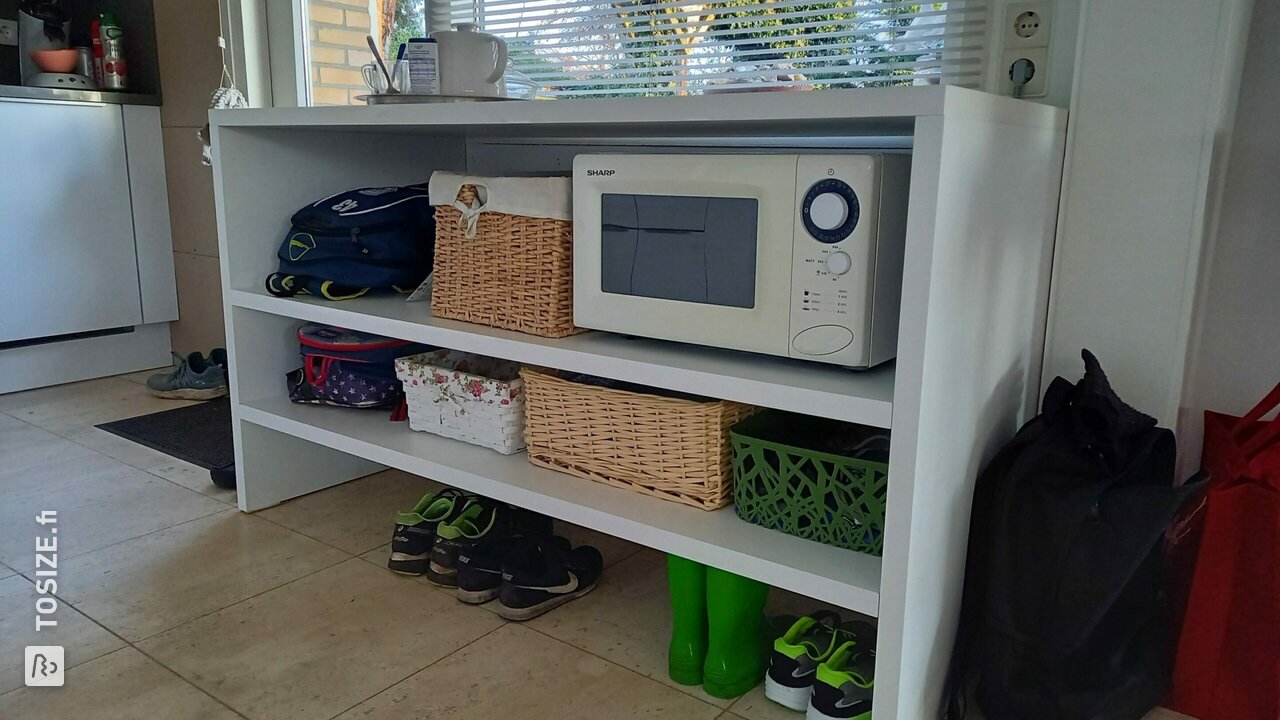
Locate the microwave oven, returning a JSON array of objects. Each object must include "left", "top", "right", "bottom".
[{"left": 572, "top": 153, "right": 911, "bottom": 369}]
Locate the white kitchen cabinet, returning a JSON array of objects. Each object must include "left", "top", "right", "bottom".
[
  {"left": 211, "top": 86, "right": 1066, "bottom": 719},
  {"left": 0, "top": 98, "right": 144, "bottom": 343}
]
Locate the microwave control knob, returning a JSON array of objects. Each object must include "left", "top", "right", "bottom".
[
  {"left": 802, "top": 179, "right": 860, "bottom": 244},
  {"left": 824, "top": 251, "right": 853, "bottom": 275},
  {"left": 810, "top": 193, "right": 848, "bottom": 230}
]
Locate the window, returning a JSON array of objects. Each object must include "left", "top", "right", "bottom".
[
  {"left": 302, "top": 0, "right": 985, "bottom": 104},
  {"left": 430, "top": 0, "right": 987, "bottom": 98},
  {"left": 304, "top": 0, "right": 427, "bottom": 105}
]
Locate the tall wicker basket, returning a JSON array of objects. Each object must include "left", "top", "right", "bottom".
[
  {"left": 521, "top": 368, "right": 757, "bottom": 510},
  {"left": 432, "top": 184, "right": 580, "bottom": 338}
]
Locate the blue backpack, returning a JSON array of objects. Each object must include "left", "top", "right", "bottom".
[{"left": 266, "top": 184, "right": 434, "bottom": 300}]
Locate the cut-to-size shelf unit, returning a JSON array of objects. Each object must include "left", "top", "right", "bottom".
[{"left": 210, "top": 85, "right": 1065, "bottom": 720}]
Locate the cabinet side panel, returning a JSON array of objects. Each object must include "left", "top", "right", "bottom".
[
  {"left": 877, "top": 114, "right": 1065, "bottom": 720},
  {"left": 235, "top": 419, "right": 384, "bottom": 512},
  {"left": 123, "top": 105, "right": 179, "bottom": 324}
]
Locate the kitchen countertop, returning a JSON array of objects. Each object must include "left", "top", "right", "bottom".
[{"left": 0, "top": 84, "right": 161, "bottom": 106}]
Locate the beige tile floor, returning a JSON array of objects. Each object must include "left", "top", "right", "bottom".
[{"left": 0, "top": 375, "right": 1198, "bottom": 720}]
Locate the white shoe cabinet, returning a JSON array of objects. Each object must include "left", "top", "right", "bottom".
[{"left": 210, "top": 86, "right": 1066, "bottom": 719}]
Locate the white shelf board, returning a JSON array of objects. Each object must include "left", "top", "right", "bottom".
[
  {"left": 230, "top": 289, "right": 895, "bottom": 428},
  {"left": 239, "top": 396, "right": 883, "bottom": 615},
  {"left": 209, "top": 86, "right": 1065, "bottom": 138},
  {"left": 212, "top": 86, "right": 937, "bottom": 131}
]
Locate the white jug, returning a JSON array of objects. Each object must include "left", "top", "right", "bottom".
[{"left": 429, "top": 23, "right": 508, "bottom": 98}]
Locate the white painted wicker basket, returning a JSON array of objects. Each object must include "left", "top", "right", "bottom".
[{"left": 394, "top": 350, "right": 526, "bottom": 454}]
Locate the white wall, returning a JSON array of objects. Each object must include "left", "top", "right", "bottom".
[
  {"left": 156, "top": 0, "right": 230, "bottom": 354},
  {"left": 1042, "top": 0, "right": 1253, "bottom": 427},
  {"left": 1180, "top": 0, "right": 1280, "bottom": 463}
]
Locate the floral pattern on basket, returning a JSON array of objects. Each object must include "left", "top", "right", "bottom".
[{"left": 395, "top": 350, "right": 526, "bottom": 455}]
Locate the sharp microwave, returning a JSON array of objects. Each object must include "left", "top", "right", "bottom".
[{"left": 572, "top": 153, "right": 911, "bottom": 369}]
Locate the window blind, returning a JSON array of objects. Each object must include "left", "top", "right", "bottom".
[{"left": 427, "top": 0, "right": 988, "bottom": 98}]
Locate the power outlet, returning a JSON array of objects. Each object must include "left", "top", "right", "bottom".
[
  {"left": 0, "top": 19, "right": 17, "bottom": 47},
  {"left": 1000, "top": 47, "right": 1048, "bottom": 98},
  {"left": 997, "top": 1, "right": 1052, "bottom": 98},
  {"left": 1004, "top": 1, "right": 1052, "bottom": 50}
]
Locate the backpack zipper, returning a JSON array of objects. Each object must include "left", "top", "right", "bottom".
[{"left": 296, "top": 327, "right": 415, "bottom": 352}]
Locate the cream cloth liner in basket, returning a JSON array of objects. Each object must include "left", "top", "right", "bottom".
[{"left": 427, "top": 172, "right": 572, "bottom": 239}]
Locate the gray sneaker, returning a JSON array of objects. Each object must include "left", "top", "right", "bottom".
[{"left": 146, "top": 352, "right": 229, "bottom": 400}]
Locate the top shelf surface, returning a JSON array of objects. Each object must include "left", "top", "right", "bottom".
[{"left": 210, "top": 86, "right": 1065, "bottom": 138}]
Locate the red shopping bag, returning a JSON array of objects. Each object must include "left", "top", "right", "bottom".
[{"left": 1167, "top": 383, "right": 1280, "bottom": 720}]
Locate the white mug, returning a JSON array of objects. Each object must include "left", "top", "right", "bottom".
[{"left": 429, "top": 23, "right": 507, "bottom": 97}]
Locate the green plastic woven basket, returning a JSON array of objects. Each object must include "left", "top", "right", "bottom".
[{"left": 730, "top": 411, "right": 889, "bottom": 556}]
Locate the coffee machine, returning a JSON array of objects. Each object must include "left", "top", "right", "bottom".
[{"left": 19, "top": 0, "right": 92, "bottom": 89}]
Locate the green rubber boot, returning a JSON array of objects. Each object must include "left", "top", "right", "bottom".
[
  {"left": 667, "top": 554, "right": 709, "bottom": 686},
  {"left": 703, "top": 566, "right": 769, "bottom": 699}
]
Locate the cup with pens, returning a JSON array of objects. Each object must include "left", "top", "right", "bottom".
[{"left": 362, "top": 37, "right": 439, "bottom": 98}]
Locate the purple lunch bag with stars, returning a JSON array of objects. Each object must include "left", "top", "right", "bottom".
[{"left": 286, "top": 323, "right": 432, "bottom": 415}]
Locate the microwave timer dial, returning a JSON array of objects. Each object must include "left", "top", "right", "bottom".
[{"left": 801, "top": 178, "right": 860, "bottom": 244}]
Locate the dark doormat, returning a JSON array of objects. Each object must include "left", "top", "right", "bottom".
[{"left": 97, "top": 399, "right": 233, "bottom": 469}]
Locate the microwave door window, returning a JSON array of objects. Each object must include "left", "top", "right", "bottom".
[
  {"left": 702, "top": 196, "right": 758, "bottom": 308},
  {"left": 600, "top": 193, "right": 640, "bottom": 296},
  {"left": 599, "top": 193, "right": 757, "bottom": 309},
  {"left": 632, "top": 195, "right": 711, "bottom": 304}
]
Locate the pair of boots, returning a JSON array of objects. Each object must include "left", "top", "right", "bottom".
[{"left": 667, "top": 554, "right": 770, "bottom": 699}]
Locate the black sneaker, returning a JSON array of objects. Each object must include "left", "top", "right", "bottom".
[
  {"left": 428, "top": 498, "right": 551, "bottom": 588},
  {"left": 497, "top": 536, "right": 603, "bottom": 621},
  {"left": 457, "top": 534, "right": 569, "bottom": 604},
  {"left": 388, "top": 489, "right": 471, "bottom": 575},
  {"left": 807, "top": 641, "right": 875, "bottom": 720},
  {"left": 765, "top": 613, "right": 875, "bottom": 711}
]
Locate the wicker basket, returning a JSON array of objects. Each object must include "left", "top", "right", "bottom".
[
  {"left": 521, "top": 368, "right": 756, "bottom": 510},
  {"left": 730, "top": 411, "right": 890, "bottom": 556},
  {"left": 395, "top": 350, "right": 527, "bottom": 454},
  {"left": 432, "top": 184, "right": 580, "bottom": 338}
]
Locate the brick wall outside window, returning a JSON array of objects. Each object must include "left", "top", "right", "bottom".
[{"left": 309, "top": 0, "right": 380, "bottom": 105}]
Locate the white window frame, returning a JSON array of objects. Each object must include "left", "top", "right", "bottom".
[{"left": 218, "top": 0, "right": 310, "bottom": 107}]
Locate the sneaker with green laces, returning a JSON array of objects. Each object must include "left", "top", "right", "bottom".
[
  {"left": 388, "top": 489, "right": 472, "bottom": 575},
  {"left": 146, "top": 351, "right": 229, "bottom": 400},
  {"left": 765, "top": 612, "right": 875, "bottom": 711},
  {"left": 807, "top": 641, "right": 874, "bottom": 720},
  {"left": 428, "top": 498, "right": 551, "bottom": 588}
]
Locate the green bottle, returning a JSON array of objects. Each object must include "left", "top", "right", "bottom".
[{"left": 98, "top": 12, "right": 127, "bottom": 90}]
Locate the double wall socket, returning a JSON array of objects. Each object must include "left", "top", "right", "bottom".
[
  {"left": 998, "top": 1, "right": 1052, "bottom": 98},
  {"left": 0, "top": 19, "right": 17, "bottom": 47}
]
